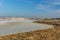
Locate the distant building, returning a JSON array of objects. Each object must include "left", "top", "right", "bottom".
[
  {"left": 0, "top": 16, "right": 25, "bottom": 21},
  {"left": 10, "top": 17, "right": 25, "bottom": 21}
]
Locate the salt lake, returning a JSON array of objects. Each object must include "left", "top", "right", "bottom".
[{"left": 0, "top": 19, "right": 54, "bottom": 36}]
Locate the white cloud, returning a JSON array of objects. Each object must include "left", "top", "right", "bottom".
[
  {"left": 52, "top": 0, "right": 60, "bottom": 5},
  {"left": 53, "top": 2, "right": 60, "bottom": 5},
  {"left": 38, "top": 4, "right": 47, "bottom": 10},
  {"left": 37, "top": 0, "right": 60, "bottom": 14},
  {"left": 54, "top": 10, "right": 60, "bottom": 13}
]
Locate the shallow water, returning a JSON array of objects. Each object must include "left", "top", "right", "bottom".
[{"left": 0, "top": 19, "right": 54, "bottom": 36}]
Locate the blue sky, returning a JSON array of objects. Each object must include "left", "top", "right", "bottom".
[{"left": 0, "top": 0, "right": 60, "bottom": 18}]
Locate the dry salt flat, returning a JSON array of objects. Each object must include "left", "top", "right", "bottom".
[{"left": 0, "top": 19, "right": 54, "bottom": 36}]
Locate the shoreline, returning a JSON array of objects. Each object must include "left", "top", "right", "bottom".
[
  {"left": 0, "top": 25, "right": 59, "bottom": 40},
  {"left": 0, "top": 19, "right": 60, "bottom": 40},
  {"left": 0, "top": 19, "right": 54, "bottom": 36}
]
